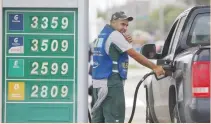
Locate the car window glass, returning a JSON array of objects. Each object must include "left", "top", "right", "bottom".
[
  {"left": 161, "top": 20, "right": 179, "bottom": 57},
  {"left": 170, "top": 16, "right": 186, "bottom": 54},
  {"left": 187, "top": 13, "right": 210, "bottom": 45}
]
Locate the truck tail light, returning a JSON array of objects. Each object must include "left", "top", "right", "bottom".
[{"left": 192, "top": 61, "right": 210, "bottom": 98}]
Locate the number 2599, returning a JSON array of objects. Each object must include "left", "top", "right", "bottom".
[{"left": 31, "top": 62, "right": 68, "bottom": 75}]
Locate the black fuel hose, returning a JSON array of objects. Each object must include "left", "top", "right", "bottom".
[
  {"left": 128, "top": 65, "right": 172, "bottom": 123},
  {"left": 128, "top": 72, "right": 154, "bottom": 123}
]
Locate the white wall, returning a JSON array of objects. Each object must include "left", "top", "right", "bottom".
[{"left": 89, "top": 0, "right": 98, "bottom": 42}]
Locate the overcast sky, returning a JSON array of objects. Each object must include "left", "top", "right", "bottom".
[{"left": 93, "top": 0, "right": 127, "bottom": 11}]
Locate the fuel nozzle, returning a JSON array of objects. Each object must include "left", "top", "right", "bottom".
[
  {"left": 162, "top": 64, "right": 174, "bottom": 71},
  {"left": 153, "top": 64, "right": 174, "bottom": 80}
]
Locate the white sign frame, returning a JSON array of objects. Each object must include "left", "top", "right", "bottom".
[{"left": 0, "top": 0, "right": 89, "bottom": 122}]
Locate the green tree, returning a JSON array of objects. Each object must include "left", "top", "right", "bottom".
[
  {"left": 183, "top": 0, "right": 210, "bottom": 5},
  {"left": 147, "top": 5, "right": 185, "bottom": 34},
  {"left": 97, "top": 9, "right": 107, "bottom": 20}
]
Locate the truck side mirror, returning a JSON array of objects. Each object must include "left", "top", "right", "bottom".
[{"left": 140, "top": 44, "right": 156, "bottom": 59}]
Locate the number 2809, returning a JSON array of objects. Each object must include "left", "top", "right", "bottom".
[{"left": 31, "top": 85, "right": 69, "bottom": 98}]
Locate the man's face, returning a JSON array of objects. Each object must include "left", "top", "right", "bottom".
[{"left": 112, "top": 19, "right": 129, "bottom": 33}]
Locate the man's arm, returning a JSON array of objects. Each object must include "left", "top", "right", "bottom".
[
  {"left": 127, "top": 48, "right": 156, "bottom": 69},
  {"left": 127, "top": 48, "right": 165, "bottom": 76},
  {"left": 123, "top": 33, "right": 165, "bottom": 76}
]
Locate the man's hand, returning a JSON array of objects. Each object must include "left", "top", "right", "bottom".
[
  {"left": 152, "top": 66, "right": 165, "bottom": 77},
  {"left": 123, "top": 33, "right": 133, "bottom": 43}
]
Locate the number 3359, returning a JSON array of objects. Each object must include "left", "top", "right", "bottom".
[{"left": 31, "top": 16, "right": 69, "bottom": 29}]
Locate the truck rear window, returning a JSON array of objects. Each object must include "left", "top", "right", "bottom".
[{"left": 187, "top": 13, "right": 210, "bottom": 45}]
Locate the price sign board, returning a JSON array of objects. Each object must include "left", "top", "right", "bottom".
[{"left": 2, "top": 9, "right": 78, "bottom": 123}]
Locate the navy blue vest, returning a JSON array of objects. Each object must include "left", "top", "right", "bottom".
[{"left": 92, "top": 24, "right": 129, "bottom": 79}]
